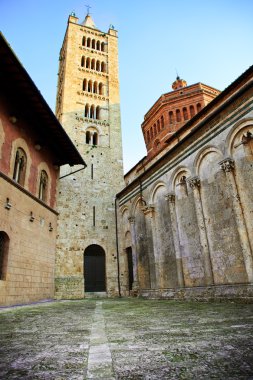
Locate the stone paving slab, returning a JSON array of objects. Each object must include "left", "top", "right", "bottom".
[{"left": 0, "top": 299, "right": 253, "bottom": 379}]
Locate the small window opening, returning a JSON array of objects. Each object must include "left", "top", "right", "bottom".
[
  {"left": 190, "top": 105, "right": 195, "bottom": 117},
  {"left": 86, "top": 131, "right": 91, "bottom": 144},
  {"left": 183, "top": 107, "right": 188, "bottom": 121},
  {"left": 93, "top": 132, "right": 98, "bottom": 146},
  {"left": 38, "top": 170, "right": 48, "bottom": 202},
  {"left": 13, "top": 147, "right": 27, "bottom": 186},
  {"left": 161, "top": 115, "right": 164, "bottom": 129},
  {"left": 169, "top": 111, "right": 174, "bottom": 124},
  {"left": 96, "top": 106, "right": 100, "bottom": 120},
  {"left": 0, "top": 231, "right": 9, "bottom": 280},
  {"left": 176, "top": 109, "right": 181, "bottom": 122},
  {"left": 93, "top": 206, "right": 96, "bottom": 226}
]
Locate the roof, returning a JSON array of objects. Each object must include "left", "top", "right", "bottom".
[{"left": 0, "top": 32, "right": 86, "bottom": 167}]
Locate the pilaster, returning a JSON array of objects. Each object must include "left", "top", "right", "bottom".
[
  {"left": 187, "top": 176, "right": 214, "bottom": 285},
  {"left": 128, "top": 216, "right": 139, "bottom": 290},
  {"left": 219, "top": 158, "right": 253, "bottom": 282},
  {"left": 165, "top": 193, "right": 184, "bottom": 287}
]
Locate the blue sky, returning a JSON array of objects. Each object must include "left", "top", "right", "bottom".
[{"left": 1, "top": 0, "right": 253, "bottom": 172}]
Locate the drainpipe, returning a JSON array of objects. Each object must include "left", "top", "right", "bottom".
[{"left": 114, "top": 197, "right": 122, "bottom": 297}]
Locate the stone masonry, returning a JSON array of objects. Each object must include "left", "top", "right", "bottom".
[{"left": 55, "top": 13, "right": 124, "bottom": 299}]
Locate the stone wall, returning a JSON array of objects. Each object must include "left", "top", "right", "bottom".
[
  {"left": 117, "top": 72, "right": 253, "bottom": 300},
  {"left": 55, "top": 17, "right": 124, "bottom": 298},
  {"left": 0, "top": 175, "right": 57, "bottom": 306}
]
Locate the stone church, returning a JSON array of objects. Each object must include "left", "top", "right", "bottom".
[
  {"left": 0, "top": 10, "right": 253, "bottom": 306},
  {"left": 55, "top": 11, "right": 253, "bottom": 301}
]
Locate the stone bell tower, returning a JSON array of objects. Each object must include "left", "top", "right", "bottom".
[{"left": 55, "top": 11, "right": 124, "bottom": 298}]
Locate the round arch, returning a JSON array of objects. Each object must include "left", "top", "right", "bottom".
[{"left": 84, "top": 244, "right": 106, "bottom": 292}]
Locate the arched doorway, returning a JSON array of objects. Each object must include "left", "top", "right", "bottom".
[
  {"left": 84, "top": 245, "right": 106, "bottom": 292},
  {"left": 126, "top": 247, "right": 134, "bottom": 291}
]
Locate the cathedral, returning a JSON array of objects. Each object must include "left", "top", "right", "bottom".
[{"left": 0, "top": 10, "right": 253, "bottom": 306}]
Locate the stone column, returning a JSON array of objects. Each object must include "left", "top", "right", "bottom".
[
  {"left": 128, "top": 216, "right": 139, "bottom": 290},
  {"left": 142, "top": 205, "right": 157, "bottom": 288},
  {"left": 219, "top": 157, "right": 253, "bottom": 282},
  {"left": 165, "top": 193, "right": 184, "bottom": 287},
  {"left": 187, "top": 176, "right": 214, "bottom": 285}
]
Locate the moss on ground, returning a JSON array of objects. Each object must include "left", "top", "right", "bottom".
[{"left": 0, "top": 299, "right": 253, "bottom": 379}]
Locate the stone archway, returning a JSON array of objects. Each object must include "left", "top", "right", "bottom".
[{"left": 84, "top": 245, "right": 106, "bottom": 292}]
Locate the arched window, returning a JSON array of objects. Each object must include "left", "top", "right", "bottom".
[
  {"left": 96, "top": 41, "right": 100, "bottom": 50},
  {"left": 82, "top": 36, "right": 86, "bottom": 46},
  {"left": 157, "top": 120, "right": 160, "bottom": 133},
  {"left": 147, "top": 130, "right": 150, "bottom": 142},
  {"left": 161, "top": 115, "right": 164, "bottom": 129},
  {"left": 101, "top": 42, "right": 105, "bottom": 52},
  {"left": 90, "top": 105, "right": 95, "bottom": 119},
  {"left": 94, "top": 82, "right": 98, "bottom": 94},
  {"left": 150, "top": 127, "right": 153, "bottom": 139},
  {"left": 183, "top": 107, "right": 188, "bottom": 121},
  {"left": 93, "top": 132, "right": 98, "bottom": 146},
  {"left": 0, "top": 231, "right": 9, "bottom": 280},
  {"left": 101, "top": 62, "right": 106, "bottom": 73},
  {"left": 85, "top": 104, "right": 89, "bottom": 117},
  {"left": 197, "top": 103, "right": 202, "bottom": 112},
  {"left": 99, "top": 83, "right": 103, "bottom": 95},
  {"left": 92, "top": 39, "right": 96, "bottom": 49},
  {"left": 81, "top": 56, "right": 85, "bottom": 67},
  {"left": 176, "top": 109, "right": 181, "bottom": 122},
  {"left": 91, "top": 59, "right": 95, "bottom": 70},
  {"left": 96, "top": 60, "right": 101, "bottom": 71},
  {"left": 154, "top": 124, "right": 157, "bottom": 136},
  {"left": 38, "top": 170, "right": 48, "bottom": 202},
  {"left": 86, "top": 58, "right": 90, "bottom": 69},
  {"left": 83, "top": 79, "right": 87, "bottom": 91},
  {"left": 96, "top": 106, "right": 100, "bottom": 120},
  {"left": 86, "top": 128, "right": 99, "bottom": 146},
  {"left": 88, "top": 80, "right": 92, "bottom": 92},
  {"left": 86, "top": 130, "right": 91, "bottom": 144},
  {"left": 13, "top": 147, "right": 27, "bottom": 186},
  {"left": 190, "top": 105, "right": 195, "bottom": 117},
  {"left": 87, "top": 38, "right": 91, "bottom": 48},
  {"left": 169, "top": 111, "right": 174, "bottom": 124}
]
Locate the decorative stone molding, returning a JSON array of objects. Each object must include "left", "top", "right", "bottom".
[
  {"left": 128, "top": 216, "right": 135, "bottom": 224},
  {"left": 142, "top": 204, "right": 155, "bottom": 216},
  {"left": 219, "top": 157, "right": 235, "bottom": 172},
  {"left": 165, "top": 193, "right": 175, "bottom": 203},
  {"left": 187, "top": 176, "right": 201, "bottom": 189}
]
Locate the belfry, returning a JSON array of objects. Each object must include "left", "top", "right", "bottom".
[{"left": 55, "top": 11, "right": 124, "bottom": 298}]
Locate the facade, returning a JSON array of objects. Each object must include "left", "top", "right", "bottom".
[
  {"left": 55, "top": 13, "right": 124, "bottom": 299},
  {"left": 117, "top": 66, "right": 253, "bottom": 300},
  {"left": 0, "top": 33, "right": 85, "bottom": 306}
]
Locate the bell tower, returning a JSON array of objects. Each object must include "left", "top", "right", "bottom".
[{"left": 55, "top": 11, "right": 124, "bottom": 298}]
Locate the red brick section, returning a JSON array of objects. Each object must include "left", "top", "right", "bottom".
[
  {"left": 141, "top": 78, "right": 220, "bottom": 160},
  {"left": 0, "top": 95, "right": 58, "bottom": 208}
]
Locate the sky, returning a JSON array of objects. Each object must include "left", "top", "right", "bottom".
[{"left": 1, "top": 0, "right": 253, "bottom": 173}]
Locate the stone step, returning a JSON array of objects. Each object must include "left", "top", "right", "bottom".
[{"left": 85, "top": 292, "right": 108, "bottom": 298}]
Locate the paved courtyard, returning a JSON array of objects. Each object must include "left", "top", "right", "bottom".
[{"left": 0, "top": 298, "right": 253, "bottom": 379}]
